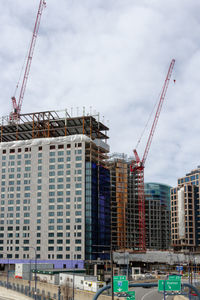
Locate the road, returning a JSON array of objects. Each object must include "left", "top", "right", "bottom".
[
  {"left": 130, "top": 287, "right": 174, "bottom": 300},
  {"left": 0, "top": 297, "right": 15, "bottom": 300}
]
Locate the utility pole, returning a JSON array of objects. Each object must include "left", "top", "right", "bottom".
[{"left": 111, "top": 249, "right": 114, "bottom": 300}]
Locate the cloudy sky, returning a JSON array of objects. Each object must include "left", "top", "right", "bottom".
[{"left": 0, "top": 0, "right": 199, "bottom": 187}]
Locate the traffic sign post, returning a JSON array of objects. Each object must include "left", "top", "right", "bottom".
[
  {"left": 168, "top": 275, "right": 182, "bottom": 281},
  {"left": 158, "top": 280, "right": 181, "bottom": 292},
  {"left": 176, "top": 266, "right": 183, "bottom": 272},
  {"left": 113, "top": 279, "right": 128, "bottom": 293},
  {"left": 127, "top": 291, "right": 135, "bottom": 300},
  {"left": 113, "top": 276, "right": 126, "bottom": 281}
]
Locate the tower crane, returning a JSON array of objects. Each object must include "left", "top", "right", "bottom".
[
  {"left": 10, "top": 0, "right": 46, "bottom": 121},
  {"left": 131, "top": 59, "right": 175, "bottom": 251}
]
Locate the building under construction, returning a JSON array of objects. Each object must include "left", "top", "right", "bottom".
[
  {"left": 108, "top": 153, "right": 140, "bottom": 251},
  {"left": 108, "top": 154, "right": 171, "bottom": 252},
  {"left": 0, "top": 109, "right": 110, "bottom": 267}
]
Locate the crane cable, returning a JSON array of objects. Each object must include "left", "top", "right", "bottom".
[
  {"left": 13, "top": 43, "right": 30, "bottom": 99},
  {"left": 135, "top": 88, "right": 162, "bottom": 150}
]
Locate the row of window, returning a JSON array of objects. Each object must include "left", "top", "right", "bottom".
[{"left": 1, "top": 143, "right": 82, "bottom": 154}]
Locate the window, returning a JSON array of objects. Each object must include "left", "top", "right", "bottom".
[
  {"left": 49, "top": 185, "right": 55, "bottom": 190},
  {"left": 48, "top": 240, "right": 54, "bottom": 244},
  {"left": 75, "top": 156, "right": 82, "bottom": 161},
  {"left": 57, "top": 184, "right": 64, "bottom": 189},
  {"left": 49, "top": 171, "right": 55, "bottom": 176},
  {"left": 49, "top": 198, "right": 55, "bottom": 203},
  {"left": 58, "top": 151, "right": 64, "bottom": 156},
  {"left": 75, "top": 163, "right": 82, "bottom": 168},
  {"left": 57, "top": 225, "right": 63, "bottom": 230},
  {"left": 57, "top": 171, "right": 64, "bottom": 176},
  {"left": 57, "top": 205, "right": 63, "bottom": 210},
  {"left": 48, "top": 219, "right": 54, "bottom": 224},
  {"left": 49, "top": 158, "right": 55, "bottom": 163},
  {"left": 49, "top": 212, "right": 55, "bottom": 216},
  {"left": 58, "top": 157, "right": 64, "bottom": 162},
  {"left": 57, "top": 219, "right": 63, "bottom": 223},
  {"left": 75, "top": 239, "right": 81, "bottom": 244},
  {"left": 75, "top": 183, "right": 82, "bottom": 188}
]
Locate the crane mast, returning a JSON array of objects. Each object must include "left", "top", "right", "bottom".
[
  {"left": 10, "top": 0, "right": 46, "bottom": 121},
  {"left": 131, "top": 59, "right": 175, "bottom": 251}
]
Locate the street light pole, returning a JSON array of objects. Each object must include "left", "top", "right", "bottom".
[
  {"left": 71, "top": 253, "right": 74, "bottom": 300},
  {"left": 31, "top": 247, "right": 37, "bottom": 300},
  {"left": 111, "top": 249, "right": 114, "bottom": 300},
  {"left": 6, "top": 257, "right": 9, "bottom": 289},
  {"left": 23, "top": 246, "right": 37, "bottom": 299}
]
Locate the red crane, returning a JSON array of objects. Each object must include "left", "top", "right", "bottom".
[
  {"left": 131, "top": 59, "right": 175, "bottom": 251},
  {"left": 10, "top": 0, "right": 46, "bottom": 121}
]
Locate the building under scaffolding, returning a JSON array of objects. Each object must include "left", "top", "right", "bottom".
[
  {"left": 108, "top": 154, "right": 171, "bottom": 252},
  {"left": 0, "top": 109, "right": 110, "bottom": 266},
  {"left": 108, "top": 153, "right": 140, "bottom": 251}
]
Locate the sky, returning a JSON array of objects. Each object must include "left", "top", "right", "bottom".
[{"left": 0, "top": 0, "right": 200, "bottom": 187}]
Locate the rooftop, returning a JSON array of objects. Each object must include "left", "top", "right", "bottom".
[{"left": 0, "top": 110, "right": 109, "bottom": 143}]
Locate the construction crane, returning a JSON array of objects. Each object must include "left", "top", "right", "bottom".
[
  {"left": 10, "top": 0, "right": 46, "bottom": 122},
  {"left": 131, "top": 59, "right": 175, "bottom": 251}
]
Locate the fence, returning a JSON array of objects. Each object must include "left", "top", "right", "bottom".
[{"left": 0, "top": 279, "right": 70, "bottom": 300}]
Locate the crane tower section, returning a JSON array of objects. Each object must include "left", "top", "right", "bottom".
[{"left": 131, "top": 59, "right": 175, "bottom": 251}]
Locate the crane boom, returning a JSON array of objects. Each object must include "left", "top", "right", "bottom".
[
  {"left": 131, "top": 59, "right": 175, "bottom": 251},
  {"left": 142, "top": 59, "right": 175, "bottom": 165},
  {"left": 10, "top": 0, "right": 46, "bottom": 121}
]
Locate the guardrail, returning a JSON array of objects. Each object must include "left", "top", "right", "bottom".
[{"left": 92, "top": 282, "right": 200, "bottom": 300}]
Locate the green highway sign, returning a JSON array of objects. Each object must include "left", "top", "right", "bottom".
[
  {"left": 113, "top": 275, "right": 126, "bottom": 281},
  {"left": 168, "top": 275, "right": 182, "bottom": 281},
  {"left": 127, "top": 291, "right": 135, "bottom": 300},
  {"left": 113, "top": 279, "right": 128, "bottom": 293},
  {"left": 158, "top": 280, "right": 181, "bottom": 292}
]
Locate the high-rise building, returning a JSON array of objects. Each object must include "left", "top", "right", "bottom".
[
  {"left": 145, "top": 183, "right": 171, "bottom": 250},
  {"left": 108, "top": 153, "right": 139, "bottom": 250},
  {"left": 0, "top": 110, "right": 110, "bottom": 267},
  {"left": 171, "top": 166, "right": 200, "bottom": 252}
]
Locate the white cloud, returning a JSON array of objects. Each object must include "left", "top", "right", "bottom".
[{"left": 0, "top": 0, "right": 200, "bottom": 186}]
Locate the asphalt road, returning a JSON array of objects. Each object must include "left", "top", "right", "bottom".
[{"left": 130, "top": 287, "right": 174, "bottom": 300}]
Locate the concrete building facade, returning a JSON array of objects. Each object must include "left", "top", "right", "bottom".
[
  {"left": 171, "top": 166, "right": 200, "bottom": 252},
  {"left": 145, "top": 183, "right": 171, "bottom": 250},
  {"left": 0, "top": 111, "right": 110, "bottom": 267}
]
